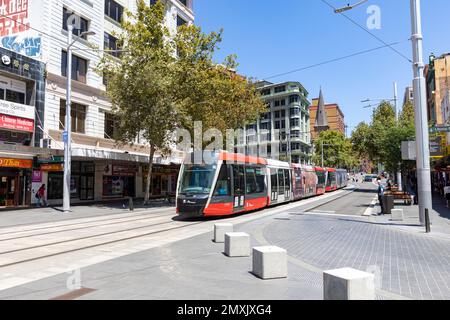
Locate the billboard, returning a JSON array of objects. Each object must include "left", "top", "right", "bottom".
[{"left": 0, "top": 0, "right": 42, "bottom": 58}]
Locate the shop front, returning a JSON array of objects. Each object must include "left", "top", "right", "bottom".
[
  {"left": 142, "top": 164, "right": 180, "bottom": 197},
  {"left": 0, "top": 157, "right": 32, "bottom": 207},
  {"left": 102, "top": 163, "right": 137, "bottom": 199},
  {"left": 45, "top": 161, "right": 96, "bottom": 204}
]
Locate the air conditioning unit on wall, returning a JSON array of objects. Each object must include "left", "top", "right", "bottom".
[{"left": 40, "top": 138, "right": 52, "bottom": 149}]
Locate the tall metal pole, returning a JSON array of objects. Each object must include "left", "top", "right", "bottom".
[
  {"left": 321, "top": 141, "right": 324, "bottom": 168},
  {"left": 394, "top": 82, "right": 403, "bottom": 191},
  {"left": 410, "top": 0, "right": 432, "bottom": 225},
  {"left": 63, "top": 25, "right": 73, "bottom": 213}
]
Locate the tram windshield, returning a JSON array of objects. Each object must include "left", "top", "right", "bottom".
[{"left": 178, "top": 164, "right": 216, "bottom": 195}]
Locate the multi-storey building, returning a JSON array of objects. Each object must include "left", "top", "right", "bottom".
[
  {"left": 403, "top": 86, "right": 414, "bottom": 106},
  {"left": 309, "top": 90, "right": 345, "bottom": 141},
  {"left": 425, "top": 53, "right": 450, "bottom": 125},
  {"left": 0, "top": 0, "right": 194, "bottom": 208},
  {"left": 239, "top": 81, "right": 312, "bottom": 164}
]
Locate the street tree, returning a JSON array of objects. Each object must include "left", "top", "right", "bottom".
[
  {"left": 97, "top": 1, "right": 178, "bottom": 203},
  {"left": 173, "top": 24, "right": 267, "bottom": 143},
  {"left": 97, "top": 1, "right": 266, "bottom": 202},
  {"left": 312, "top": 131, "right": 358, "bottom": 169}
]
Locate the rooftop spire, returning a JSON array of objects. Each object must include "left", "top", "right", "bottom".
[{"left": 315, "top": 88, "right": 329, "bottom": 128}]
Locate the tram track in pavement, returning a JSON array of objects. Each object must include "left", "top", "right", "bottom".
[
  {"left": 0, "top": 207, "right": 175, "bottom": 236},
  {"left": 0, "top": 210, "right": 177, "bottom": 242},
  {"left": 295, "top": 185, "right": 360, "bottom": 215},
  {"left": 0, "top": 219, "right": 205, "bottom": 269}
]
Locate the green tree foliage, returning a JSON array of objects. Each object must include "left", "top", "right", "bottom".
[
  {"left": 173, "top": 24, "right": 266, "bottom": 138},
  {"left": 350, "top": 100, "right": 416, "bottom": 175},
  {"left": 97, "top": 1, "right": 266, "bottom": 201},
  {"left": 312, "top": 131, "right": 358, "bottom": 168}
]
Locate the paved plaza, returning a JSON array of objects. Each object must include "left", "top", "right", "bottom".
[{"left": 0, "top": 184, "right": 449, "bottom": 300}]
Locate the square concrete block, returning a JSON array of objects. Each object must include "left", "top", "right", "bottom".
[
  {"left": 252, "top": 246, "right": 287, "bottom": 280},
  {"left": 391, "top": 209, "right": 404, "bottom": 221},
  {"left": 225, "top": 232, "right": 250, "bottom": 257},
  {"left": 323, "top": 268, "right": 375, "bottom": 300},
  {"left": 214, "top": 223, "right": 233, "bottom": 243}
]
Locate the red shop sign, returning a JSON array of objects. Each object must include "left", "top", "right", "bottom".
[{"left": 0, "top": 114, "right": 34, "bottom": 133}]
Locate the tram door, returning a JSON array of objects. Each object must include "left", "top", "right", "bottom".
[
  {"left": 232, "top": 165, "right": 245, "bottom": 212},
  {"left": 277, "top": 169, "right": 286, "bottom": 203},
  {"left": 270, "top": 168, "right": 278, "bottom": 202}
]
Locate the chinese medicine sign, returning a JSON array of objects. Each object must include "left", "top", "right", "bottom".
[{"left": 0, "top": 113, "right": 34, "bottom": 132}]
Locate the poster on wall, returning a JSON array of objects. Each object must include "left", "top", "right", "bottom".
[{"left": 0, "top": 0, "right": 42, "bottom": 58}]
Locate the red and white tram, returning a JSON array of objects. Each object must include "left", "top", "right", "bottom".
[{"left": 176, "top": 151, "right": 348, "bottom": 218}]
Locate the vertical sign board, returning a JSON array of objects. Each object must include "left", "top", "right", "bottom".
[{"left": 0, "top": 0, "right": 42, "bottom": 58}]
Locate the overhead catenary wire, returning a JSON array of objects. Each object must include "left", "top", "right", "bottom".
[
  {"left": 262, "top": 39, "right": 409, "bottom": 80},
  {"left": 320, "top": 0, "right": 412, "bottom": 63}
]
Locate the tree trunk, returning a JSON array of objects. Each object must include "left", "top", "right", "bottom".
[{"left": 145, "top": 144, "right": 156, "bottom": 205}]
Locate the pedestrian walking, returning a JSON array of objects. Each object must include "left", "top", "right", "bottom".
[
  {"left": 377, "top": 179, "right": 385, "bottom": 215},
  {"left": 37, "top": 184, "right": 47, "bottom": 207}
]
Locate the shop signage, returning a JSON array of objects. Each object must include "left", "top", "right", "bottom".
[
  {"left": 113, "top": 164, "right": 138, "bottom": 177},
  {"left": 430, "top": 126, "right": 450, "bottom": 134},
  {"left": 40, "top": 163, "right": 64, "bottom": 172},
  {"left": 37, "top": 156, "right": 64, "bottom": 164},
  {"left": 430, "top": 133, "right": 447, "bottom": 158},
  {"left": 0, "top": 157, "right": 32, "bottom": 168},
  {"left": 32, "top": 170, "right": 42, "bottom": 182},
  {"left": 0, "top": 100, "right": 35, "bottom": 120},
  {"left": 0, "top": 113, "right": 34, "bottom": 132}
]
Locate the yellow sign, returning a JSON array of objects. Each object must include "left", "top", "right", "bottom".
[{"left": 0, "top": 158, "right": 32, "bottom": 168}]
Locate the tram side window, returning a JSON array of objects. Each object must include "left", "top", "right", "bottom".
[
  {"left": 278, "top": 169, "right": 284, "bottom": 194},
  {"left": 233, "top": 165, "right": 245, "bottom": 195},
  {"left": 270, "top": 169, "right": 278, "bottom": 193},
  {"left": 255, "top": 167, "right": 266, "bottom": 193},
  {"left": 214, "top": 165, "right": 230, "bottom": 196},
  {"left": 245, "top": 167, "right": 258, "bottom": 194},
  {"left": 284, "top": 169, "right": 290, "bottom": 191}
]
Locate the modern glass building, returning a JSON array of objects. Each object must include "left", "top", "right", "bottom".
[{"left": 238, "top": 81, "right": 312, "bottom": 164}]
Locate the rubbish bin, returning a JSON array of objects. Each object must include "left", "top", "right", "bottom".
[{"left": 383, "top": 194, "right": 394, "bottom": 215}]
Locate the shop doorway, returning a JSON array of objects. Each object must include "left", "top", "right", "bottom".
[{"left": 0, "top": 176, "right": 17, "bottom": 206}]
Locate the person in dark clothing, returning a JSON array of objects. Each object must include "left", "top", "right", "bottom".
[{"left": 377, "top": 179, "right": 385, "bottom": 215}]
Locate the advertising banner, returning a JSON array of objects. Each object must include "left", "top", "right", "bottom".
[
  {"left": 0, "top": 113, "right": 34, "bottom": 132},
  {"left": 0, "top": 0, "right": 42, "bottom": 58},
  {"left": 0, "top": 100, "right": 35, "bottom": 120}
]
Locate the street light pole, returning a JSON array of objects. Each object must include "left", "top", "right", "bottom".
[
  {"left": 410, "top": 0, "right": 432, "bottom": 225},
  {"left": 63, "top": 26, "right": 73, "bottom": 213},
  {"left": 63, "top": 26, "right": 96, "bottom": 213}
]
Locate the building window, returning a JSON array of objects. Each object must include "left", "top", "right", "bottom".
[
  {"left": 177, "top": 15, "right": 187, "bottom": 27},
  {"left": 289, "top": 95, "right": 300, "bottom": 104},
  {"left": 261, "top": 89, "right": 271, "bottom": 96},
  {"left": 105, "top": 0, "right": 124, "bottom": 23},
  {"left": 104, "top": 113, "right": 119, "bottom": 139},
  {"left": 104, "top": 32, "right": 120, "bottom": 58},
  {"left": 275, "top": 111, "right": 280, "bottom": 118},
  {"left": 59, "top": 100, "right": 87, "bottom": 134},
  {"left": 261, "top": 112, "right": 271, "bottom": 121},
  {"left": 281, "top": 120, "right": 286, "bottom": 129},
  {"left": 63, "top": 7, "right": 89, "bottom": 39},
  {"left": 2, "top": 89, "right": 25, "bottom": 104},
  {"left": 290, "top": 118, "right": 300, "bottom": 127},
  {"left": 290, "top": 107, "right": 300, "bottom": 116},
  {"left": 275, "top": 86, "right": 286, "bottom": 93},
  {"left": 275, "top": 121, "right": 280, "bottom": 130},
  {"left": 61, "top": 51, "right": 88, "bottom": 83}
]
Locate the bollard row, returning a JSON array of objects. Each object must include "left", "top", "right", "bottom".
[{"left": 213, "top": 224, "right": 376, "bottom": 300}]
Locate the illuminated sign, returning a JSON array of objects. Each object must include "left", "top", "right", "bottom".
[{"left": 0, "top": 157, "right": 32, "bottom": 168}]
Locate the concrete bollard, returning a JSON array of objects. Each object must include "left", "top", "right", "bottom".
[
  {"left": 323, "top": 268, "right": 375, "bottom": 300},
  {"left": 391, "top": 209, "right": 404, "bottom": 221},
  {"left": 214, "top": 223, "right": 233, "bottom": 243},
  {"left": 252, "top": 246, "right": 287, "bottom": 280},
  {"left": 225, "top": 233, "right": 250, "bottom": 257}
]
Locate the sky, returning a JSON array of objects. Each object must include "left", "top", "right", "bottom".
[{"left": 193, "top": 0, "right": 450, "bottom": 135}]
